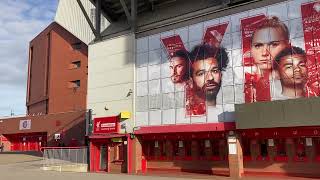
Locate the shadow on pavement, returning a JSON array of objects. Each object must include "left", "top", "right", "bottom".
[{"left": 0, "top": 151, "right": 43, "bottom": 157}]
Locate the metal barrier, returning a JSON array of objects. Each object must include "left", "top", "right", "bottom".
[{"left": 41, "top": 147, "right": 88, "bottom": 172}]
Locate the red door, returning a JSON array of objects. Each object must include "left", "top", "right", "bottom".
[{"left": 29, "top": 136, "right": 36, "bottom": 151}]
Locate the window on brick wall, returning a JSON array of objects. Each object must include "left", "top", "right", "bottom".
[
  {"left": 72, "top": 42, "right": 82, "bottom": 50},
  {"left": 72, "top": 61, "right": 81, "bottom": 68},
  {"left": 68, "top": 61, "right": 81, "bottom": 69},
  {"left": 69, "top": 80, "right": 80, "bottom": 88}
]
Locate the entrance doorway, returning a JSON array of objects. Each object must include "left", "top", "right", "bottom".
[
  {"left": 90, "top": 137, "right": 128, "bottom": 173},
  {"left": 4, "top": 132, "right": 47, "bottom": 151},
  {"left": 108, "top": 142, "right": 126, "bottom": 173},
  {"left": 100, "top": 145, "right": 107, "bottom": 171}
]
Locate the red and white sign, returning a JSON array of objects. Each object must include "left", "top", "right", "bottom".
[
  {"left": 161, "top": 35, "right": 186, "bottom": 58},
  {"left": 19, "top": 120, "right": 31, "bottom": 130},
  {"left": 302, "top": 1, "right": 320, "bottom": 96},
  {"left": 203, "top": 22, "right": 229, "bottom": 47},
  {"left": 93, "top": 116, "right": 119, "bottom": 134}
]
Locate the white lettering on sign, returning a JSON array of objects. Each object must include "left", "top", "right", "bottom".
[{"left": 101, "top": 123, "right": 115, "bottom": 128}]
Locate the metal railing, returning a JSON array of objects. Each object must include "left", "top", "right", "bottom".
[{"left": 41, "top": 147, "right": 88, "bottom": 168}]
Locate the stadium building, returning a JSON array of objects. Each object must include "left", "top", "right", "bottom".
[
  {"left": 81, "top": 0, "right": 320, "bottom": 178},
  {"left": 1, "top": 0, "right": 320, "bottom": 178}
]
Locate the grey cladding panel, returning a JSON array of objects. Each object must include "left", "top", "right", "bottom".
[{"left": 236, "top": 97, "right": 320, "bottom": 129}]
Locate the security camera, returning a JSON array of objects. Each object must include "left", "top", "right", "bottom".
[{"left": 126, "top": 89, "right": 133, "bottom": 97}]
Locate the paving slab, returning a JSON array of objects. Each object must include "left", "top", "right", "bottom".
[{"left": 0, "top": 153, "right": 315, "bottom": 180}]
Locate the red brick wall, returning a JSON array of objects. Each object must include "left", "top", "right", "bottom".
[
  {"left": 27, "top": 30, "right": 50, "bottom": 114},
  {"left": 0, "top": 110, "right": 86, "bottom": 146},
  {"left": 27, "top": 22, "right": 87, "bottom": 114},
  {"left": 48, "top": 27, "right": 87, "bottom": 114}
]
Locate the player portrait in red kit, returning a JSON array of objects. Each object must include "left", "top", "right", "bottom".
[
  {"left": 161, "top": 35, "right": 191, "bottom": 88},
  {"left": 242, "top": 16, "right": 290, "bottom": 102},
  {"left": 185, "top": 23, "right": 229, "bottom": 116},
  {"left": 186, "top": 44, "right": 229, "bottom": 115},
  {"left": 274, "top": 46, "right": 308, "bottom": 98}
]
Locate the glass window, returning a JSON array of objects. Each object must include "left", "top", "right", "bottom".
[
  {"left": 71, "top": 61, "right": 81, "bottom": 68},
  {"left": 175, "top": 27, "right": 188, "bottom": 44},
  {"left": 231, "top": 12, "right": 248, "bottom": 32},
  {"left": 276, "top": 139, "right": 287, "bottom": 156},
  {"left": 135, "top": 112, "right": 148, "bottom": 126},
  {"left": 212, "top": 139, "right": 220, "bottom": 156},
  {"left": 136, "top": 96, "right": 148, "bottom": 112},
  {"left": 222, "top": 68, "right": 234, "bottom": 86},
  {"left": 69, "top": 80, "right": 80, "bottom": 88},
  {"left": 143, "top": 141, "right": 154, "bottom": 157},
  {"left": 149, "top": 49, "right": 162, "bottom": 65},
  {"left": 222, "top": 86, "right": 235, "bottom": 104},
  {"left": 267, "top": 2, "right": 288, "bottom": 21},
  {"left": 136, "top": 52, "right": 149, "bottom": 67},
  {"left": 161, "top": 78, "right": 174, "bottom": 93},
  {"left": 176, "top": 108, "right": 191, "bottom": 124},
  {"left": 162, "top": 109, "right": 175, "bottom": 124},
  {"left": 137, "top": 37, "right": 148, "bottom": 53},
  {"left": 242, "top": 139, "right": 251, "bottom": 156},
  {"left": 118, "top": 144, "right": 124, "bottom": 160},
  {"left": 148, "top": 65, "right": 161, "bottom": 80},
  {"left": 149, "top": 110, "right": 162, "bottom": 125},
  {"left": 188, "top": 23, "right": 203, "bottom": 42},
  {"left": 160, "top": 140, "right": 166, "bottom": 156},
  {"left": 137, "top": 67, "right": 148, "bottom": 82},
  {"left": 248, "top": 7, "right": 267, "bottom": 17},
  {"left": 137, "top": 81, "right": 148, "bottom": 96},
  {"left": 316, "top": 138, "right": 320, "bottom": 156},
  {"left": 260, "top": 139, "right": 268, "bottom": 157},
  {"left": 173, "top": 140, "right": 179, "bottom": 156},
  {"left": 149, "top": 94, "right": 162, "bottom": 110},
  {"left": 296, "top": 138, "right": 306, "bottom": 158},
  {"left": 149, "top": 34, "right": 161, "bottom": 51},
  {"left": 149, "top": 79, "right": 161, "bottom": 95},
  {"left": 72, "top": 42, "right": 82, "bottom": 50},
  {"left": 100, "top": 145, "right": 107, "bottom": 170},
  {"left": 185, "top": 141, "right": 192, "bottom": 156},
  {"left": 289, "top": 18, "right": 304, "bottom": 39},
  {"left": 199, "top": 140, "right": 206, "bottom": 157},
  {"left": 221, "top": 33, "right": 232, "bottom": 49},
  {"left": 162, "top": 93, "right": 175, "bottom": 109}
]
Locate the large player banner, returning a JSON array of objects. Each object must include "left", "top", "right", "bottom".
[
  {"left": 240, "top": 15, "right": 271, "bottom": 103},
  {"left": 135, "top": 1, "right": 320, "bottom": 126},
  {"left": 301, "top": 1, "right": 320, "bottom": 96}
]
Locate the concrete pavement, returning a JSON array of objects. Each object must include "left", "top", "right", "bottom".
[{"left": 0, "top": 153, "right": 315, "bottom": 180}]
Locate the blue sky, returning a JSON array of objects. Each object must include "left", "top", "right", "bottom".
[{"left": 0, "top": 0, "right": 58, "bottom": 116}]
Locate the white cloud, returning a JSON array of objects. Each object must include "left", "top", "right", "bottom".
[{"left": 0, "top": 0, "right": 57, "bottom": 116}]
